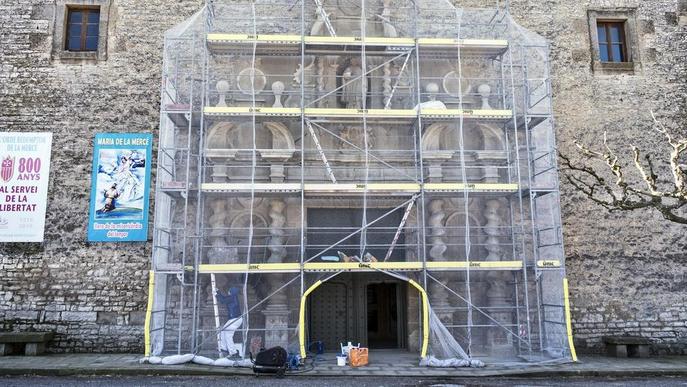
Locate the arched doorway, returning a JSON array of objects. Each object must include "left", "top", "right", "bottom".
[{"left": 299, "top": 272, "right": 429, "bottom": 359}]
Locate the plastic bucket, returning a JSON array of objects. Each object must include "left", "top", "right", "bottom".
[{"left": 337, "top": 355, "right": 347, "bottom": 366}]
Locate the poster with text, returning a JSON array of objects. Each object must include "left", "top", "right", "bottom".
[
  {"left": 0, "top": 132, "right": 53, "bottom": 242},
  {"left": 88, "top": 133, "right": 153, "bottom": 242}
]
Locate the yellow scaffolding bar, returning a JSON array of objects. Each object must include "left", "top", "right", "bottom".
[
  {"left": 563, "top": 277, "right": 578, "bottom": 362},
  {"left": 194, "top": 261, "right": 527, "bottom": 273},
  {"left": 206, "top": 34, "right": 507, "bottom": 51},
  {"left": 202, "top": 106, "right": 513, "bottom": 120},
  {"left": 144, "top": 270, "right": 155, "bottom": 357},
  {"left": 200, "top": 182, "right": 520, "bottom": 194}
]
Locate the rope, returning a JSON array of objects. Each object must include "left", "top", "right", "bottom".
[
  {"left": 240, "top": 0, "right": 259, "bottom": 357},
  {"left": 359, "top": 0, "right": 369, "bottom": 259},
  {"left": 444, "top": 1, "right": 474, "bottom": 357}
]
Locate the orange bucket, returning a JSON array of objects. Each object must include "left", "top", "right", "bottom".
[{"left": 349, "top": 347, "right": 368, "bottom": 367}]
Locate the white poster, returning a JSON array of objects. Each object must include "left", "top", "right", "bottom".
[{"left": 0, "top": 132, "right": 53, "bottom": 242}]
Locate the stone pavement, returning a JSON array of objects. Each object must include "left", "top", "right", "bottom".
[{"left": 0, "top": 353, "right": 685, "bottom": 378}]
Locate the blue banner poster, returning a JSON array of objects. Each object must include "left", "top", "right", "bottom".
[{"left": 88, "top": 133, "right": 153, "bottom": 242}]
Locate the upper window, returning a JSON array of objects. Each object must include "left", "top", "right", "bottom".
[
  {"left": 596, "top": 21, "right": 627, "bottom": 62},
  {"left": 587, "top": 9, "right": 639, "bottom": 75},
  {"left": 65, "top": 7, "right": 100, "bottom": 52}
]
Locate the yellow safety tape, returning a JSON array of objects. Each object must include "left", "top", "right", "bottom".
[
  {"left": 424, "top": 183, "right": 519, "bottom": 192},
  {"left": 537, "top": 260, "right": 562, "bottom": 268},
  {"left": 204, "top": 107, "right": 301, "bottom": 116},
  {"left": 420, "top": 108, "right": 512, "bottom": 118},
  {"left": 303, "top": 261, "right": 423, "bottom": 271},
  {"left": 563, "top": 278, "right": 578, "bottom": 362},
  {"left": 144, "top": 270, "right": 155, "bottom": 357},
  {"left": 198, "top": 263, "right": 301, "bottom": 273},
  {"left": 207, "top": 33, "right": 302, "bottom": 43},
  {"left": 200, "top": 182, "right": 519, "bottom": 194},
  {"left": 408, "top": 279, "right": 429, "bottom": 358},
  {"left": 207, "top": 34, "right": 507, "bottom": 50},
  {"left": 299, "top": 280, "right": 323, "bottom": 358},
  {"left": 426, "top": 261, "right": 523, "bottom": 270}
]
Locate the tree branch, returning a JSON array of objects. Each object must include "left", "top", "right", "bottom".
[{"left": 560, "top": 112, "right": 687, "bottom": 224}]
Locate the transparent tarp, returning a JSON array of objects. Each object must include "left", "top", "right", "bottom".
[{"left": 147, "top": 0, "right": 572, "bottom": 368}]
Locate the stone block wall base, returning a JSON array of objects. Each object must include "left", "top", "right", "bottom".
[
  {"left": 0, "top": 343, "right": 13, "bottom": 356},
  {"left": 24, "top": 343, "right": 45, "bottom": 356},
  {"left": 607, "top": 343, "right": 628, "bottom": 357},
  {"left": 607, "top": 343, "right": 650, "bottom": 358}
]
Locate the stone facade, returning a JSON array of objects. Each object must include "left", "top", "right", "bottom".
[{"left": 0, "top": 0, "right": 685, "bottom": 355}]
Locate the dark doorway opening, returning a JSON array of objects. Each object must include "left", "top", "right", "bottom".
[
  {"left": 367, "top": 282, "right": 399, "bottom": 349},
  {"left": 306, "top": 208, "right": 405, "bottom": 261}
]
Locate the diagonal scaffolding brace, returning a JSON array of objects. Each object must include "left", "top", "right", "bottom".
[
  {"left": 384, "top": 198, "right": 415, "bottom": 261},
  {"left": 305, "top": 119, "right": 337, "bottom": 183}
]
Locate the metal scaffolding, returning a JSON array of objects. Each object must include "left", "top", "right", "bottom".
[{"left": 147, "top": 0, "right": 574, "bottom": 366}]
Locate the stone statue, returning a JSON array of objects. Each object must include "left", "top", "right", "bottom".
[
  {"left": 478, "top": 84, "right": 492, "bottom": 109},
  {"left": 341, "top": 57, "right": 367, "bottom": 109},
  {"left": 271, "top": 81, "right": 285, "bottom": 108},
  {"left": 380, "top": 0, "right": 398, "bottom": 38},
  {"left": 216, "top": 80, "right": 230, "bottom": 107}
]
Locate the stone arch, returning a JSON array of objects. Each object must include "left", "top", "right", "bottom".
[
  {"left": 228, "top": 211, "right": 270, "bottom": 262},
  {"left": 422, "top": 123, "right": 488, "bottom": 151},
  {"left": 477, "top": 123, "right": 505, "bottom": 150},
  {"left": 421, "top": 123, "right": 448, "bottom": 152},
  {"left": 444, "top": 210, "right": 484, "bottom": 261},
  {"left": 205, "top": 122, "right": 236, "bottom": 150},
  {"left": 264, "top": 122, "right": 295, "bottom": 150}
]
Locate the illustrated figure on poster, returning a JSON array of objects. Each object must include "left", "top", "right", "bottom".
[
  {"left": 95, "top": 148, "right": 147, "bottom": 220},
  {"left": 100, "top": 183, "right": 120, "bottom": 213},
  {"left": 216, "top": 286, "right": 244, "bottom": 357},
  {"left": 113, "top": 152, "right": 145, "bottom": 202},
  {"left": 341, "top": 57, "right": 367, "bottom": 109}
]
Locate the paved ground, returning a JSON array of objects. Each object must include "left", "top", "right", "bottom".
[
  {"left": 0, "top": 353, "right": 686, "bottom": 379},
  {"left": 2, "top": 375, "right": 687, "bottom": 386}
]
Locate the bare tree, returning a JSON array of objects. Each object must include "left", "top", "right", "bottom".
[{"left": 560, "top": 112, "right": 687, "bottom": 224}]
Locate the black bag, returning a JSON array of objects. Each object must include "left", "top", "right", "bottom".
[{"left": 251, "top": 346, "right": 288, "bottom": 377}]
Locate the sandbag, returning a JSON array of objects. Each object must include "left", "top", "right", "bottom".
[
  {"left": 420, "top": 355, "right": 485, "bottom": 368},
  {"left": 213, "top": 357, "right": 253, "bottom": 367},
  {"left": 148, "top": 356, "right": 162, "bottom": 365},
  {"left": 192, "top": 355, "right": 215, "bottom": 365},
  {"left": 161, "top": 353, "right": 195, "bottom": 365}
]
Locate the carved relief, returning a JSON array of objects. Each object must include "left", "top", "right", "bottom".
[{"left": 339, "top": 126, "right": 375, "bottom": 150}]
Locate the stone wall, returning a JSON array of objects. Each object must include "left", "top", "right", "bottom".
[
  {"left": 505, "top": 0, "right": 687, "bottom": 354},
  {"left": 0, "top": 0, "right": 203, "bottom": 353},
  {"left": 0, "top": 0, "right": 685, "bottom": 354}
]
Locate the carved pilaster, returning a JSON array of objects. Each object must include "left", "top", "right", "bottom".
[
  {"left": 267, "top": 199, "right": 287, "bottom": 264},
  {"left": 207, "top": 198, "right": 228, "bottom": 264},
  {"left": 484, "top": 199, "right": 502, "bottom": 262},
  {"left": 483, "top": 199, "right": 514, "bottom": 355},
  {"left": 428, "top": 199, "right": 451, "bottom": 316},
  {"left": 428, "top": 199, "right": 447, "bottom": 261},
  {"left": 265, "top": 199, "right": 289, "bottom": 333}
]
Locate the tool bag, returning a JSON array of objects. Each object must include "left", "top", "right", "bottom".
[
  {"left": 349, "top": 347, "right": 369, "bottom": 367},
  {"left": 251, "top": 346, "right": 288, "bottom": 377}
]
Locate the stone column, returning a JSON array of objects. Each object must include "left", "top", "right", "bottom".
[
  {"left": 428, "top": 199, "right": 452, "bottom": 324},
  {"left": 207, "top": 198, "right": 228, "bottom": 264},
  {"left": 483, "top": 199, "right": 514, "bottom": 355},
  {"left": 263, "top": 198, "right": 289, "bottom": 349}
]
